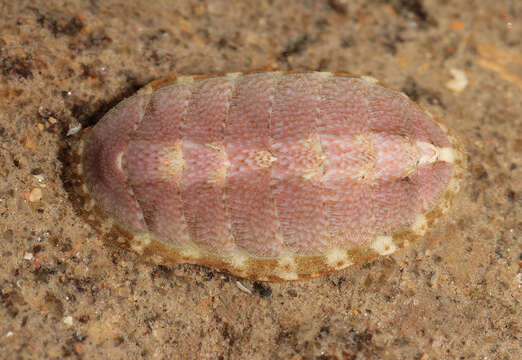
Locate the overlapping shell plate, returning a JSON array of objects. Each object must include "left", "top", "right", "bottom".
[{"left": 71, "top": 71, "right": 466, "bottom": 281}]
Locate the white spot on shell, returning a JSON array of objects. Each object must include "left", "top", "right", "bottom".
[
  {"left": 254, "top": 150, "right": 278, "bottom": 168},
  {"left": 149, "top": 254, "right": 165, "bottom": 263},
  {"left": 410, "top": 214, "right": 428, "bottom": 236},
  {"left": 270, "top": 71, "right": 284, "bottom": 79},
  {"left": 115, "top": 152, "right": 124, "bottom": 171},
  {"left": 371, "top": 236, "right": 397, "bottom": 255},
  {"left": 277, "top": 270, "right": 299, "bottom": 281},
  {"left": 361, "top": 75, "right": 379, "bottom": 84},
  {"left": 176, "top": 76, "right": 196, "bottom": 85},
  {"left": 206, "top": 143, "right": 230, "bottom": 185},
  {"left": 276, "top": 254, "right": 299, "bottom": 279},
  {"left": 129, "top": 234, "right": 152, "bottom": 254},
  {"left": 179, "top": 246, "right": 203, "bottom": 260},
  {"left": 227, "top": 252, "right": 249, "bottom": 269},
  {"left": 277, "top": 253, "right": 297, "bottom": 271},
  {"left": 226, "top": 72, "right": 243, "bottom": 80},
  {"left": 417, "top": 141, "right": 438, "bottom": 165},
  {"left": 418, "top": 142, "right": 456, "bottom": 165},
  {"left": 326, "top": 247, "right": 351, "bottom": 268},
  {"left": 316, "top": 72, "right": 334, "bottom": 80},
  {"left": 135, "top": 234, "right": 151, "bottom": 246},
  {"left": 438, "top": 147, "right": 455, "bottom": 163},
  {"left": 138, "top": 86, "right": 154, "bottom": 95},
  {"left": 158, "top": 143, "right": 185, "bottom": 180},
  {"left": 100, "top": 219, "right": 114, "bottom": 233}
]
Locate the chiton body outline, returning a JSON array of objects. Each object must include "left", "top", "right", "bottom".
[{"left": 72, "top": 71, "right": 466, "bottom": 281}]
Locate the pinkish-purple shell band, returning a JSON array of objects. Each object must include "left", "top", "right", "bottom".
[{"left": 81, "top": 73, "right": 454, "bottom": 258}]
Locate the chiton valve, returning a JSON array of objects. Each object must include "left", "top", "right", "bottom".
[{"left": 75, "top": 71, "right": 465, "bottom": 281}]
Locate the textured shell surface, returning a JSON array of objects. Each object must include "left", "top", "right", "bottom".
[{"left": 74, "top": 71, "right": 466, "bottom": 281}]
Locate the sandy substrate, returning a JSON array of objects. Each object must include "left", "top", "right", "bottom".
[{"left": 0, "top": 1, "right": 520, "bottom": 359}]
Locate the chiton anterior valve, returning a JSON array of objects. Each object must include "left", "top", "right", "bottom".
[{"left": 74, "top": 71, "right": 465, "bottom": 281}]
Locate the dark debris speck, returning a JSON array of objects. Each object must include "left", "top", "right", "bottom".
[
  {"left": 279, "top": 35, "right": 309, "bottom": 61},
  {"left": 1, "top": 56, "right": 34, "bottom": 79},
  {"left": 390, "top": 0, "right": 436, "bottom": 26},
  {"left": 35, "top": 11, "right": 84, "bottom": 37},
  {"left": 327, "top": 0, "right": 348, "bottom": 15},
  {"left": 31, "top": 168, "right": 43, "bottom": 175},
  {"left": 253, "top": 281, "right": 272, "bottom": 298}
]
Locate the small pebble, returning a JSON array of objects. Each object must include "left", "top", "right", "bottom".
[
  {"left": 236, "top": 281, "right": 253, "bottom": 294},
  {"left": 33, "top": 174, "right": 45, "bottom": 183},
  {"left": 23, "top": 135, "right": 36, "bottom": 150},
  {"left": 67, "top": 124, "right": 82, "bottom": 136},
  {"left": 29, "top": 188, "right": 42, "bottom": 202},
  {"left": 63, "top": 316, "right": 73, "bottom": 326},
  {"left": 446, "top": 68, "right": 468, "bottom": 93}
]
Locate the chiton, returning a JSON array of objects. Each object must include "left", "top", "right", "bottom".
[{"left": 73, "top": 71, "right": 465, "bottom": 281}]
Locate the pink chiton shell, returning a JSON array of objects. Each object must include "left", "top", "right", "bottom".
[{"left": 74, "top": 71, "right": 465, "bottom": 281}]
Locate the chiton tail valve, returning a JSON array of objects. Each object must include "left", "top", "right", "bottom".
[{"left": 72, "top": 71, "right": 466, "bottom": 281}]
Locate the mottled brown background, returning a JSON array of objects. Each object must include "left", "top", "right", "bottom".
[{"left": 0, "top": 0, "right": 520, "bottom": 359}]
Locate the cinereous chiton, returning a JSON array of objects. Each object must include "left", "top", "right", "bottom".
[{"left": 73, "top": 71, "right": 466, "bottom": 281}]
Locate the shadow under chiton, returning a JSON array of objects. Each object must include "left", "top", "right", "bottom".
[{"left": 72, "top": 71, "right": 466, "bottom": 281}]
